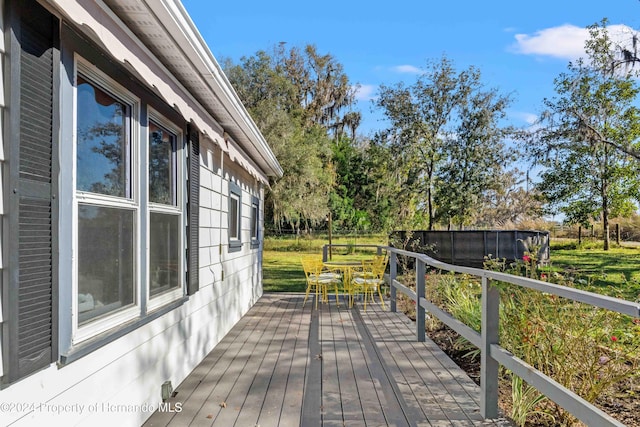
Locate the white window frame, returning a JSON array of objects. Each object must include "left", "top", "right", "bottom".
[
  {"left": 228, "top": 182, "right": 242, "bottom": 251},
  {"left": 146, "top": 110, "right": 185, "bottom": 311},
  {"left": 250, "top": 195, "right": 260, "bottom": 246},
  {"left": 70, "top": 56, "right": 187, "bottom": 344},
  {"left": 72, "top": 57, "right": 141, "bottom": 343}
]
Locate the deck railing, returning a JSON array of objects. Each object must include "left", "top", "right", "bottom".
[{"left": 322, "top": 244, "right": 640, "bottom": 427}]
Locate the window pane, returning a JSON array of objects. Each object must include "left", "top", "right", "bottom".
[
  {"left": 230, "top": 196, "right": 239, "bottom": 239},
  {"left": 251, "top": 204, "right": 258, "bottom": 240},
  {"left": 76, "top": 76, "right": 130, "bottom": 197},
  {"left": 149, "top": 121, "right": 175, "bottom": 205},
  {"left": 150, "top": 212, "right": 181, "bottom": 297},
  {"left": 78, "top": 204, "right": 135, "bottom": 324}
]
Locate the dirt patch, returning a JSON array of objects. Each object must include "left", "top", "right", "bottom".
[{"left": 425, "top": 325, "right": 639, "bottom": 427}]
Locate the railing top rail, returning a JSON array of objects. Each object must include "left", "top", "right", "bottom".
[
  {"left": 322, "top": 244, "right": 382, "bottom": 248},
  {"left": 325, "top": 244, "right": 640, "bottom": 318}
]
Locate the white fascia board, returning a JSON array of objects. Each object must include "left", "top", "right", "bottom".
[{"left": 150, "top": 0, "right": 283, "bottom": 178}]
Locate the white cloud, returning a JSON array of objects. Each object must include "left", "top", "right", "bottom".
[
  {"left": 354, "top": 84, "right": 376, "bottom": 101},
  {"left": 512, "top": 24, "right": 588, "bottom": 60},
  {"left": 392, "top": 64, "right": 422, "bottom": 74},
  {"left": 512, "top": 23, "right": 640, "bottom": 61}
]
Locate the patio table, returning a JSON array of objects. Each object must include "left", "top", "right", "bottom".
[{"left": 323, "top": 260, "right": 363, "bottom": 306}]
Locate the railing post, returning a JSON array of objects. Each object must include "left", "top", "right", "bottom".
[
  {"left": 415, "top": 258, "right": 426, "bottom": 342},
  {"left": 481, "top": 276, "right": 499, "bottom": 419},
  {"left": 390, "top": 252, "right": 397, "bottom": 312},
  {"left": 322, "top": 245, "right": 328, "bottom": 262}
]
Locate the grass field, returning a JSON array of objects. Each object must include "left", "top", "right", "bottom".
[
  {"left": 263, "top": 234, "right": 387, "bottom": 292},
  {"left": 546, "top": 241, "right": 640, "bottom": 302}
]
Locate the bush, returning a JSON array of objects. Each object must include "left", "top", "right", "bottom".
[{"left": 498, "top": 286, "right": 639, "bottom": 425}]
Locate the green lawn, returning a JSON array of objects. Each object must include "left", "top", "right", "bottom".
[
  {"left": 546, "top": 244, "right": 640, "bottom": 302},
  {"left": 262, "top": 234, "right": 387, "bottom": 292},
  {"left": 263, "top": 250, "right": 308, "bottom": 292}
]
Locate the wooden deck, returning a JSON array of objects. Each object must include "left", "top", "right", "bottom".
[{"left": 144, "top": 293, "right": 512, "bottom": 427}]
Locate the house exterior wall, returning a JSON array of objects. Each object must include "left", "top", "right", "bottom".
[
  {"left": 0, "top": 1, "right": 275, "bottom": 426},
  {"left": 0, "top": 111, "right": 266, "bottom": 427},
  {"left": 199, "top": 140, "right": 264, "bottom": 308}
]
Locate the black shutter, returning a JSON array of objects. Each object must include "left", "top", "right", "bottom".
[
  {"left": 187, "top": 124, "right": 200, "bottom": 295},
  {"left": 5, "top": 0, "right": 59, "bottom": 383}
]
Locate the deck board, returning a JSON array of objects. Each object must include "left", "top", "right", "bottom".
[
  {"left": 256, "top": 295, "right": 306, "bottom": 427},
  {"left": 217, "top": 297, "right": 292, "bottom": 427},
  {"left": 171, "top": 303, "right": 280, "bottom": 426},
  {"left": 144, "top": 293, "right": 512, "bottom": 427},
  {"left": 364, "top": 305, "right": 482, "bottom": 423}
]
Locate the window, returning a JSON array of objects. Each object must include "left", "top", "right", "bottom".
[
  {"left": 76, "top": 75, "right": 131, "bottom": 198},
  {"left": 75, "top": 73, "right": 137, "bottom": 328},
  {"left": 72, "top": 58, "right": 185, "bottom": 342},
  {"left": 77, "top": 205, "right": 135, "bottom": 324},
  {"left": 250, "top": 196, "right": 260, "bottom": 246},
  {"left": 149, "top": 121, "right": 176, "bottom": 205},
  {"left": 229, "top": 196, "right": 239, "bottom": 239},
  {"left": 228, "top": 182, "right": 242, "bottom": 251},
  {"left": 148, "top": 119, "right": 183, "bottom": 304}
]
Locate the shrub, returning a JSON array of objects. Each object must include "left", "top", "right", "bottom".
[
  {"left": 509, "top": 373, "right": 554, "bottom": 427},
  {"left": 491, "top": 263, "right": 639, "bottom": 425}
]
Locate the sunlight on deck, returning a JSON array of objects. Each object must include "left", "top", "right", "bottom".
[{"left": 144, "top": 293, "right": 512, "bottom": 426}]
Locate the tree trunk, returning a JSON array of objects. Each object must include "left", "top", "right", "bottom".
[
  {"left": 602, "top": 203, "right": 610, "bottom": 251},
  {"left": 427, "top": 163, "right": 434, "bottom": 231},
  {"left": 427, "top": 186, "right": 433, "bottom": 231},
  {"left": 578, "top": 226, "right": 582, "bottom": 245},
  {"left": 602, "top": 147, "right": 610, "bottom": 251}
]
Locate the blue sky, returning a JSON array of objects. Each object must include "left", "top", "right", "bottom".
[{"left": 182, "top": 0, "right": 640, "bottom": 137}]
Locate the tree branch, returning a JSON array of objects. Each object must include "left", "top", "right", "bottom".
[{"left": 574, "top": 110, "right": 640, "bottom": 160}]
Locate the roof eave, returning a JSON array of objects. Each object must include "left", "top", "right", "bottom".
[{"left": 150, "top": 0, "right": 283, "bottom": 178}]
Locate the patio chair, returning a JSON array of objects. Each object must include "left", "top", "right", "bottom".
[
  {"left": 350, "top": 257, "right": 387, "bottom": 311},
  {"left": 351, "top": 254, "right": 389, "bottom": 292},
  {"left": 323, "top": 263, "right": 348, "bottom": 307},
  {"left": 372, "top": 253, "right": 389, "bottom": 295},
  {"left": 301, "top": 258, "right": 342, "bottom": 308},
  {"left": 351, "top": 254, "right": 387, "bottom": 278}
]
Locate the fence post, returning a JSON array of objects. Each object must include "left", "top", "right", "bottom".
[
  {"left": 390, "top": 252, "right": 397, "bottom": 313},
  {"left": 415, "top": 258, "right": 426, "bottom": 342},
  {"left": 481, "top": 276, "right": 499, "bottom": 419},
  {"left": 322, "top": 245, "right": 328, "bottom": 262}
]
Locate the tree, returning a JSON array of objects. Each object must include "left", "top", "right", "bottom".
[
  {"left": 474, "top": 170, "right": 544, "bottom": 228},
  {"left": 224, "top": 44, "right": 361, "bottom": 231},
  {"left": 530, "top": 19, "right": 640, "bottom": 250},
  {"left": 375, "top": 56, "right": 464, "bottom": 229},
  {"left": 435, "top": 84, "right": 514, "bottom": 228},
  {"left": 267, "top": 124, "right": 335, "bottom": 232},
  {"left": 375, "top": 56, "right": 514, "bottom": 230},
  {"left": 279, "top": 44, "right": 361, "bottom": 137},
  {"left": 329, "top": 136, "right": 368, "bottom": 230}
]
